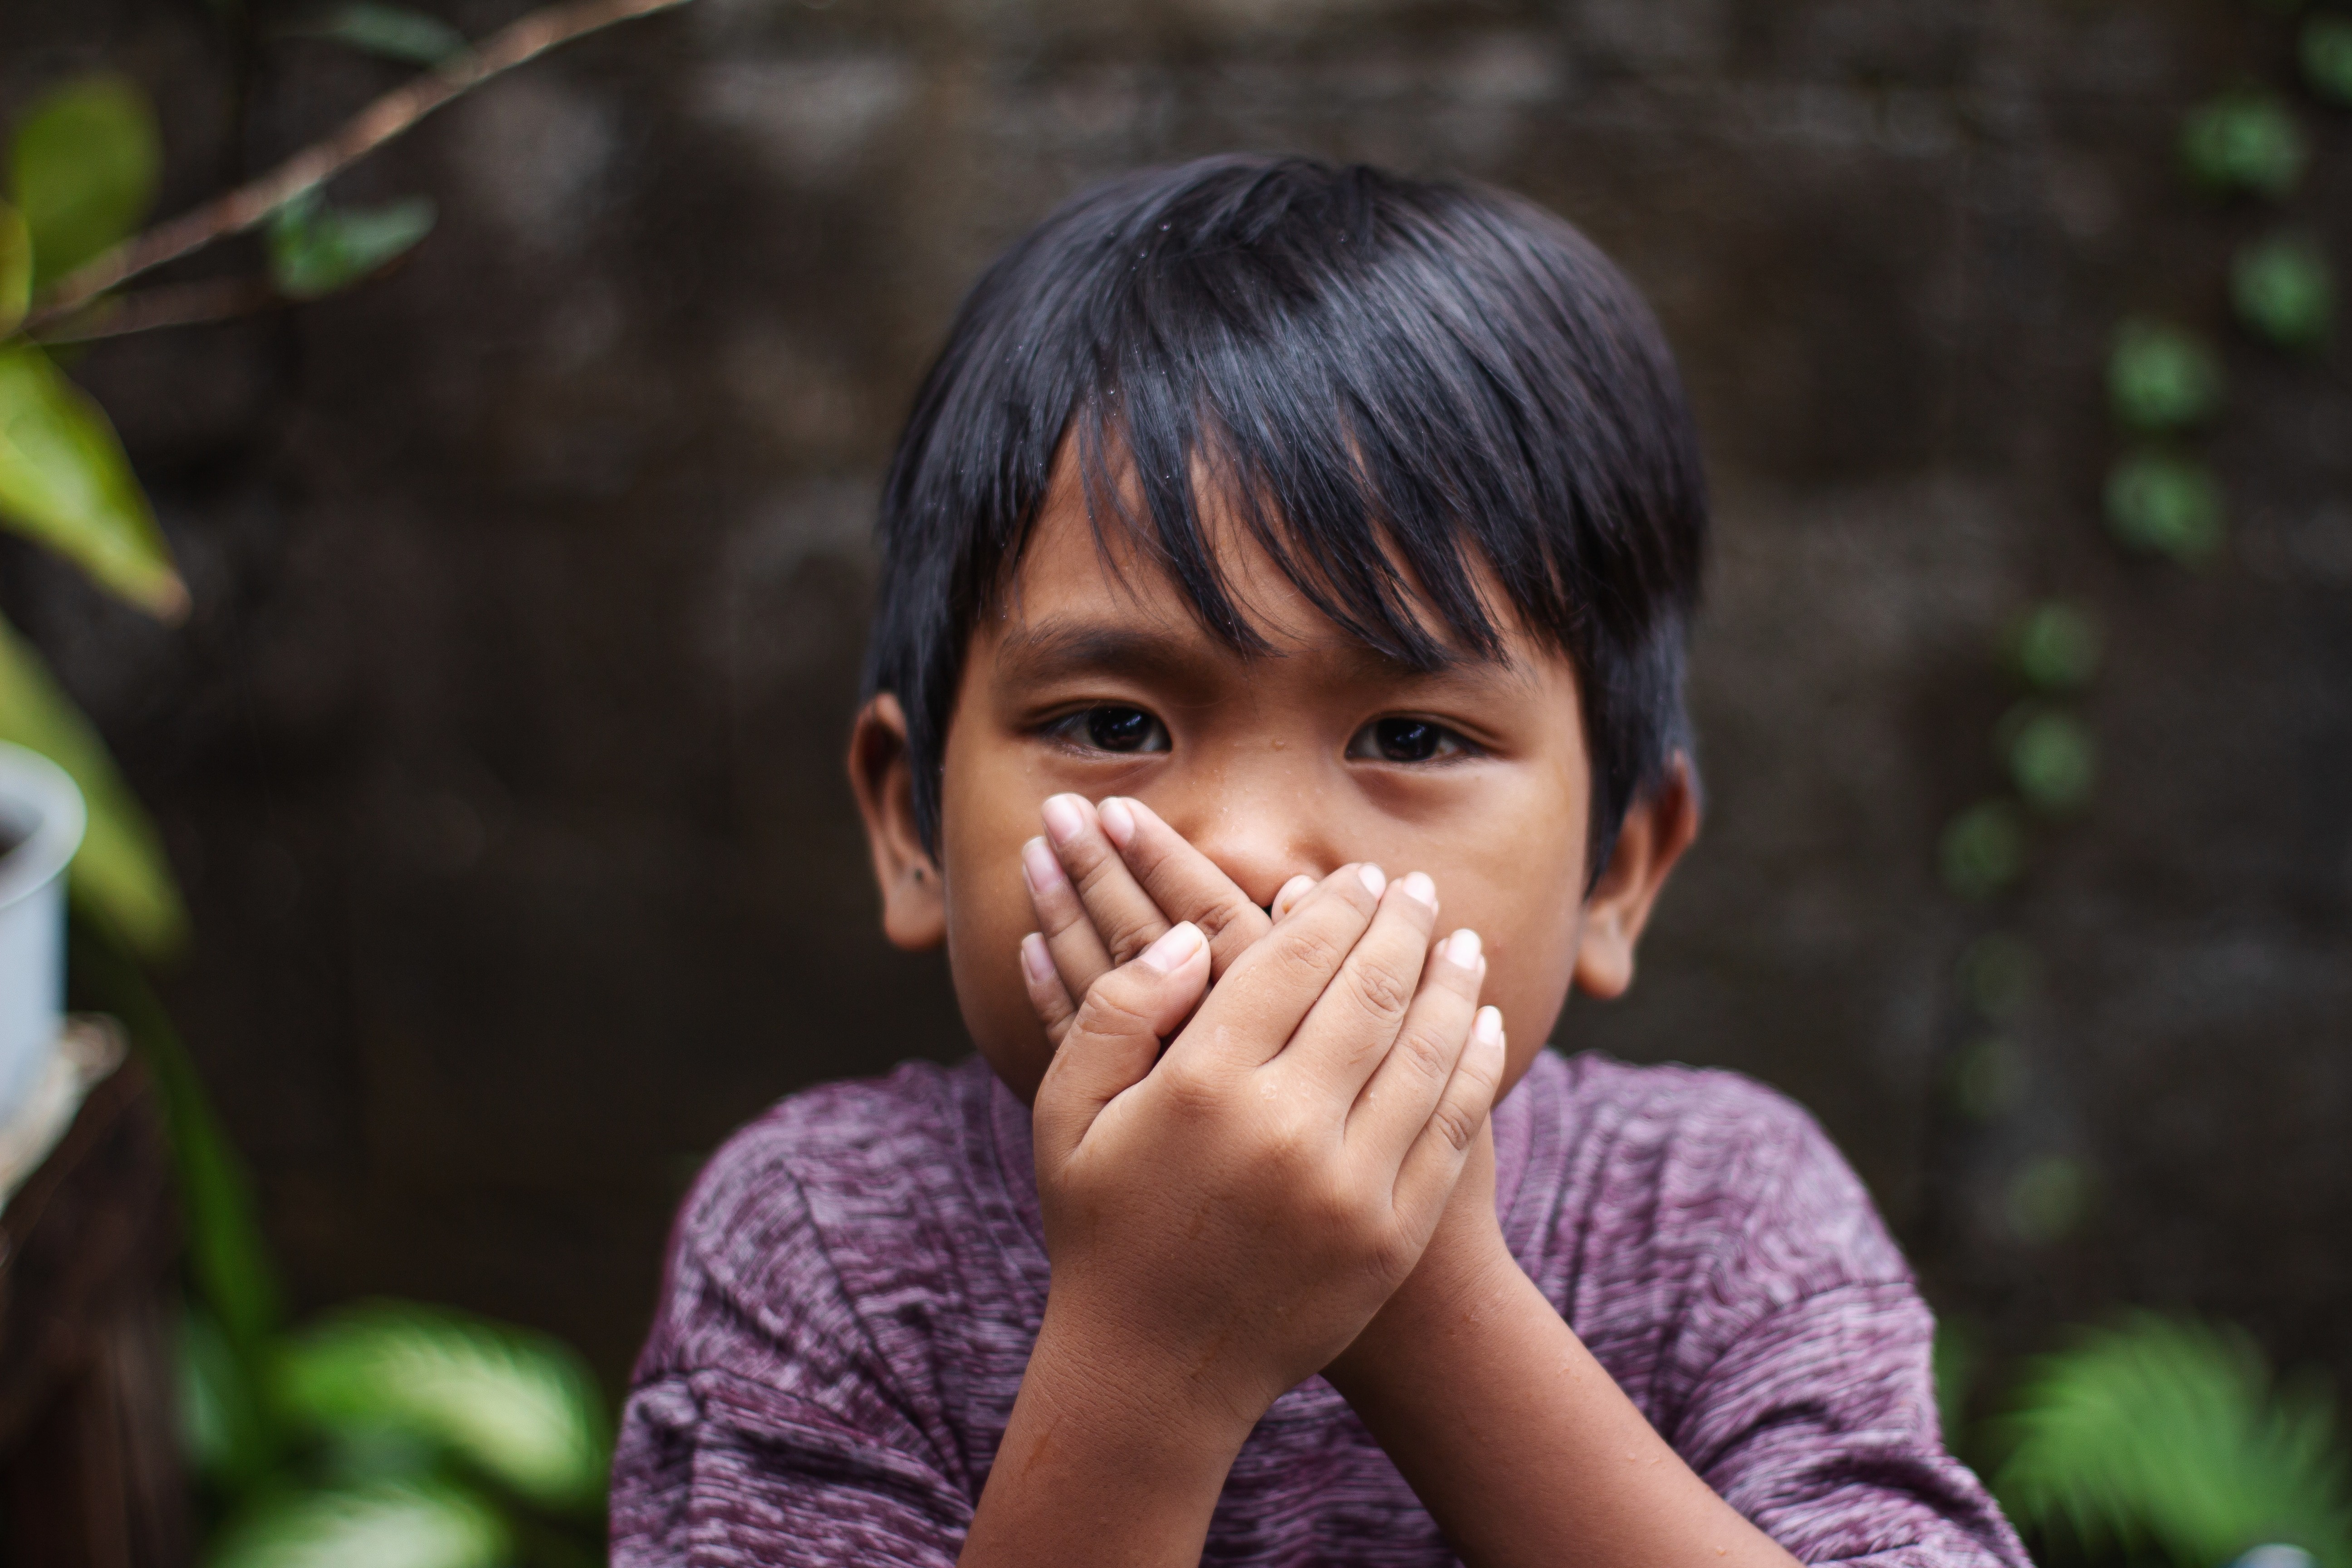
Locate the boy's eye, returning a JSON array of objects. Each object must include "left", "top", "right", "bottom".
[
  {"left": 1347, "top": 716, "right": 1468, "bottom": 764},
  {"left": 1056, "top": 705, "right": 1170, "bottom": 755}
]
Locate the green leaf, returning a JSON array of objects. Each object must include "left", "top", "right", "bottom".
[
  {"left": 268, "top": 192, "right": 436, "bottom": 301},
  {"left": 71, "top": 928, "right": 283, "bottom": 1399},
  {"left": 2304, "top": 15, "right": 2352, "bottom": 106},
  {"left": 209, "top": 1480, "right": 509, "bottom": 1568},
  {"left": 6, "top": 75, "right": 161, "bottom": 291},
  {"left": 277, "top": 1302, "right": 611, "bottom": 1512},
  {"left": 1999, "top": 704, "right": 2096, "bottom": 817},
  {"left": 2179, "top": 92, "right": 2308, "bottom": 200},
  {"left": 0, "top": 202, "right": 29, "bottom": 335},
  {"left": 1940, "top": 799, "right": 2027, "bottom": 900},
  {"left": 0, "top": 342, "right": 187, "bottom": 617},
  {"left": 0, "top": 612, "right": 186, "bottom": 956},
  {"left": 2009, "top": 601, "right": 2102, "bottom": 692},
  {"left": 2108, "top": 321, "right": 2225, "bottom": 433},
  {"left": 1996, "top": 1314, "right": 2352, "bottom": 1568},
  {"left": 2105, "top": 451, "right": 2225, "bottom": 564},
  {"left": 2232, "top": 235, "right": 2333, "bottom": 352},
  {"left": 285, "top": 3, "right": 468, "bottom": 65},
  {"left": 181, "top": 1301, "right": 279, "bottom": 1494}
]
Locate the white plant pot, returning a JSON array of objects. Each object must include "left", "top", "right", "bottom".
[{"left": 0, "top": 743, "right": 86, "bottom": 1130}]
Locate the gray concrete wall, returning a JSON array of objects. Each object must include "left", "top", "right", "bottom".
[{"left": 5, "top": 0, "right": 2347, "bottom": 1398}]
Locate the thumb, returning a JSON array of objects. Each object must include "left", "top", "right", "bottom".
[{"left": 1032, "top": 922, "right": 1211, "bottom": 1169}]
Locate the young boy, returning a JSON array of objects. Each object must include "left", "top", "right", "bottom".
[{"left": 611, "top": 156, "right": 2028, "bottom": 1568}]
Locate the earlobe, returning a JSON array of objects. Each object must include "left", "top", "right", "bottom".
[
  {"left": 848, "top": 693, "right": 948, "bottom": 951},
  {"left": 1571, "top": 754, "right": 1700, "bottom": 1000}
]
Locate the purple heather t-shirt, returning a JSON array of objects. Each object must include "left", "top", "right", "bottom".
[{"left": 611, "top": 1049, "right": 2027, "bottom": 1567}]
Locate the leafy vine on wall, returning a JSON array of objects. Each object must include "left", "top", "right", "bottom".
[{"left": 1935, "top": 5, "right": 2351, "bottom": 1565}]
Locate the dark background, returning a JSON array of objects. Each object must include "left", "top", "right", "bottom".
[{"left": 5, "top": 0, "right": 2347, "bottom": 1407}]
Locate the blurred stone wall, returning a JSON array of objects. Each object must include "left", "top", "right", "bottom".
[{"left": 4, "top": 0, "right": 2347, "bottom": 1398}]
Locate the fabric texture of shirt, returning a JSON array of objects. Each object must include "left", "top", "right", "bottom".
[{"left": 611, "top": 1049, "right": 2029, "bottom": 1567}]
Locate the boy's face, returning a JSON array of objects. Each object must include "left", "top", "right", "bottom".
[{"left": 852, "top": 461, "right": 1694, "bottom": 1105}]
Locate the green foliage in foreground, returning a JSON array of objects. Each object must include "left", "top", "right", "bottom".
[
  {"left": 186, "top": 1300, "right": 611, "bottom": 1568},
  {"left": 1996, "top": 1314, "right": 2352, "bottom": 1568},
  {"left": 5, "top": 54, "right": 614, "bottom": 1568}
]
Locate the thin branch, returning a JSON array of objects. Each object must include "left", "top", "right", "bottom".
[
  {"left": 24, "top": 0, "right": 692, "bottom": 331},
  {"left": 31, "top": 276, "right": 283, "bottom": 343}
]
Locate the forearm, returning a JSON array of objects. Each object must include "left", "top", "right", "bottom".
[
  {"left": 959, "top": 1309, "right": 1252, "bottom": 1568},
  {"left": 1327, "top": 1245, "right": 1801, "bottom": 1568}
]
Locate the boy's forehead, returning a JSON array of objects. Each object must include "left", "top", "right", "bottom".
[{"left": 988, "top": 480, "right": 1546, "bottom": 691}]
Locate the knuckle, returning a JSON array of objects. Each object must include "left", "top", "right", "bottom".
[
  {"left": 1351, "top": 954, "right": 1417, "bottom": 1020},
  {"left": 1274, "top": 923, "right": 1347, "bottom": 982},
  {"left": 1072, "top": 980, "right": 1157, "bottom": 1041},
  {"left": 1429, "top": 1097, "right": 1482, "bottom": 1154},
  {"left": 1155, "top": 1057, "right": 1222, "bottom": 1114},
  {"left": 1196, "top": 900, "right": 1269, "bottom": 948},
  {"left": 1393, "top": 1024, "right": 1455, "bottom": 1088}
]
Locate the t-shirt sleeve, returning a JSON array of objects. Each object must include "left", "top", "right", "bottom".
[
  {"left": 1596, "top": 1072, "right": 2030, "bottom": 1568},
  {"left": 610, "top": 1115, "right": 976, "bottom": 1567}
]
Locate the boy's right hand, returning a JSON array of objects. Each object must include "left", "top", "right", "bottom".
[{"left": 1025, "top": 844, "right": 1505, "bottom": 1429}]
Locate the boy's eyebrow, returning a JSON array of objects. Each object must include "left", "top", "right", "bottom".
[
  {"left": 994, "top": 619, "right": 1215, "bottom": 687},
  {"left": 994, "top": 614, "right": 1539, "bottom": 696}
]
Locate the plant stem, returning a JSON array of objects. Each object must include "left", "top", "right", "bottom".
[
  {"left": 32, "top": 276, "right": 283, "bottom": 343},
  {"left": 22, "top": 0, "right": 693, "bottom": 332}
]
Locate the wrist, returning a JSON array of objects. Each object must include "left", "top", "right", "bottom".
[
  {"left": 1322, "top": 1221, "right": 1522, "bottom": 1402},
  {"left": 1024, "top": 1294, "right": 1268, "bottom": 1464}
]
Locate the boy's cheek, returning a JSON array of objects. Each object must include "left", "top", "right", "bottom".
[{"left": 938, "top": 806, "right": 1063, "bottom": 1105}]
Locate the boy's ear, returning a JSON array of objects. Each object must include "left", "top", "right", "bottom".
[
  {"left": 848, "top": 693, "right": 947, "bottom": 951},
  {"left": 1572, "top": 753, "right": 1700, "bottom": 1000}
]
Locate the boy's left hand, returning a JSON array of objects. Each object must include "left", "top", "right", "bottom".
[{"left": 1016, "top": 793, "right": 1517, "bottom": 1360}]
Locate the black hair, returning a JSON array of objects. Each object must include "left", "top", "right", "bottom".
[{"left": 863, "top": 154, "right": 1707, "bottom": 886}]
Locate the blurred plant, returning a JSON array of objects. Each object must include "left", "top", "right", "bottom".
[
  {"left": 1940, "top": 799, "right": 2028, "bottom": 902},
  {"left": 2231, "top": 234, "right": 2334, "bottom": 350},
  {"left": 2007, "top": 601, "right": 2102, "bottom": 695},
  {"left": 2179, "top": 91, "right": 2309, "bottom": 198},
  {"left": 2, "top": 0, "right": 692, "bottom": 1558},
  {"left": 187, "top": 1299, "right": 611, "bottom": 1566},
  {"left": 2303, "top": 14, "right": 2352, "bottom": 105},
  {"left": 1996, "top": 705, "right": 2097, "bottom": 818},
  {"left": 1925, "top": 0, "right": 2340, "bottom": 1396},
  {"left": 2107, "top": 320, "right": 2226, "bottom": 433},
  {"left": 1996, "top": 1315, "right": 2352, "bottom": 1568},
  {"left": 2104, "top": 451, "right": 2226, "bottom": 563}
]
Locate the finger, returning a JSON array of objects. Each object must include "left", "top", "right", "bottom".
[
  {"left": 1023, "top": 835, "right": 1115, "bottom": 1000},
  {"left": 1348, "top": 928, "right": 1485, "bottom": 1160},
  {"left": 1269, "top": 874, "right": 1314, "bottom": 924},
  {"left": 1100, "top": 796, "right": 1272, "bottom": 977},
  {"left": 1032, "top": 923, "right": 1211, "bottom": 1169},
  {"left": 1390, "top": 1005, "right": 1506, "bottom": 1225},
  {"left": 1041, "top": 794, "right": 1174, "bottom": 970},
  {"left": 1277, "top": 870, "right": 1442, "bottom": 1097},
  {"left": 1020, "top": 932, "right": 1080, "bottom": 1046},
  {"left": 1166, "top": 863, "right": 1387, "bottom": 1073}
]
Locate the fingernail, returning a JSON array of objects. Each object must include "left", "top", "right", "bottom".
[
  {"left": 1140, "top": 921, "right": 1205, "bottom": 974},
  {"left": 1272, "top": 873, "right": 1314, "bottom": 920},
  {"left": 1042, "top": 794, "right": 1087, "bottom": 847},
  {"left": 1099, "top": 796, "right": 1137, "bottom": 848},
  {"left": 1474, "top": 1005, "right": 1504, "bottom": 1052},
  {"left": 1020, "top": 837, "right": 1065, "bottom": 894},
  {"left": 1021, "top": 933, "right": 1056, "bottom": 985},
  {"left": 1445, "top": 929, "right": 1482, "bottom": 968},
  {"left": 1357, "top": 863, "right": 1387, "bottom": 898},
  {"left": 1399, "top": 871, "right": 1436, "bottom": 910}
]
